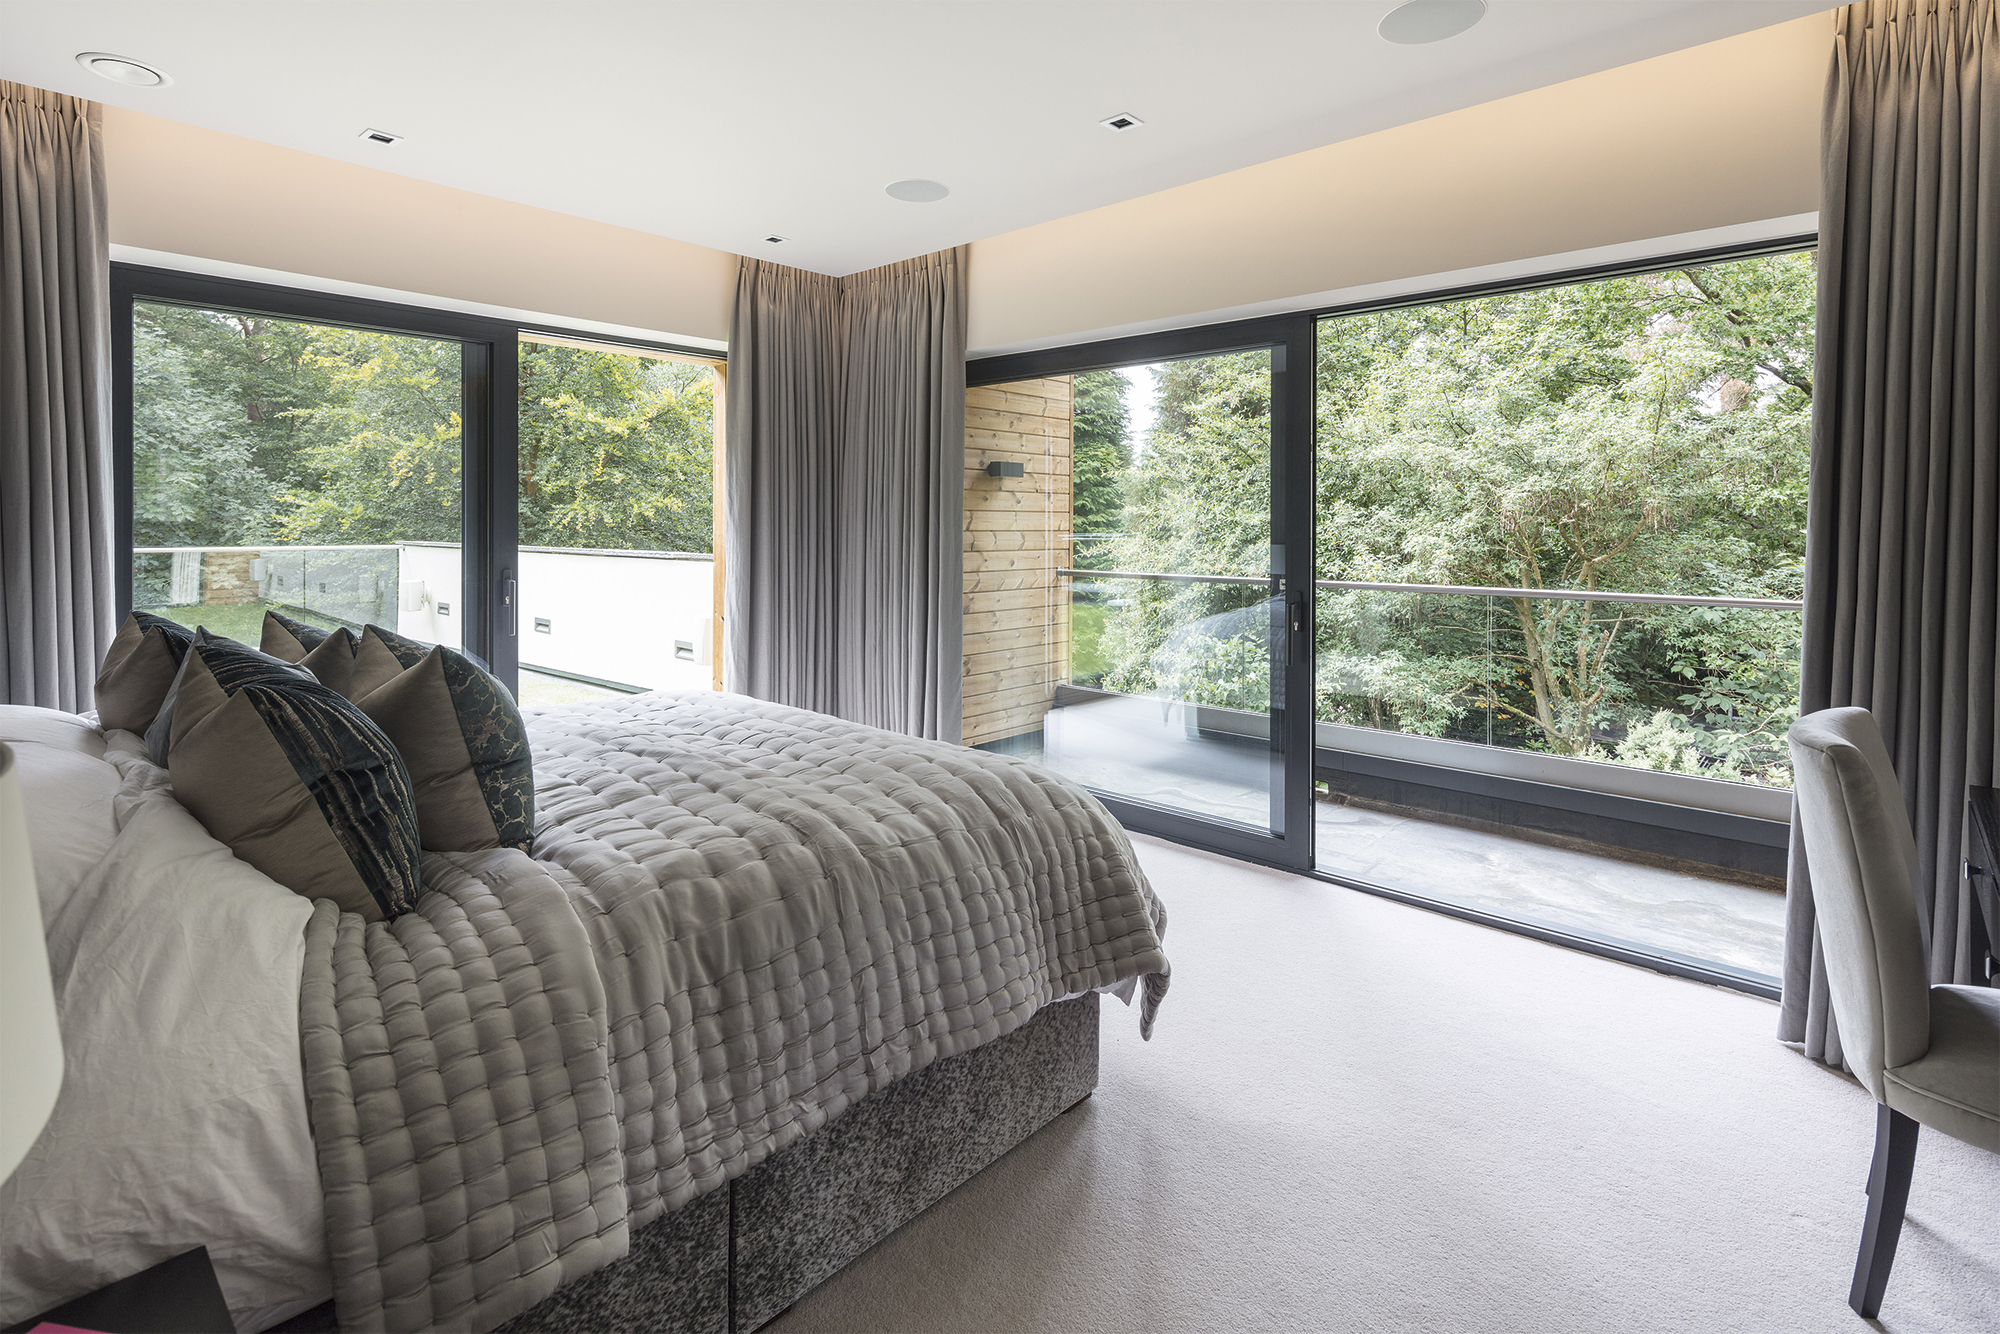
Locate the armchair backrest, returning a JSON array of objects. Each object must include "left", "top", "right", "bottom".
[{"left": 1787, "top": 707, "right": 1931, "bottom": 1098}]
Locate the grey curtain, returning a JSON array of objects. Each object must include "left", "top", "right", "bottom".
[
  {"left": 724, "top": 259, "right": 845, "bottom": 718},
  {"left": 725, "top": 247, "right": 967, "bottom": 740},
  {"left": 1781, "top": 0, "right": 2000, "bottom": 1066},
  {"left": 0, "top": 81, "right": 114, "bottom": 712}
]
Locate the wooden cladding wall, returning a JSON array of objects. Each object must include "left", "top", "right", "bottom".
[{"left": 963, "top": 377, "right": 1073, "bottom": 747}]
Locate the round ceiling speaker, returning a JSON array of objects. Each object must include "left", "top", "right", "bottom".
[
  {"left": 885, "top": 179, "right": 950, "bottom": 203},
  {"left": 1378, "top": 0, "right": 1487, "bottom": 45}
]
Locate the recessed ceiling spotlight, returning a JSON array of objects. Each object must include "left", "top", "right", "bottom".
[
  {"left": 75, "top": 52, "right": 170, "bottom": 87},
  {"left": 1100, "top": 113, "right": 1144, "bottom": 133},
  {"left": 885, "top": 179, "right": 949, "bottom": 203},
  {"left": 1378, "top": 0, "right": 1486, "bottom": 44},
  {"left": 358, "top": 128, "right": 403, "bottom": 147}
]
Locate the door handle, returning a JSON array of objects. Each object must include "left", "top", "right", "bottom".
[{"left": 501, "top": 569, "right": 517, "bottom": 638}]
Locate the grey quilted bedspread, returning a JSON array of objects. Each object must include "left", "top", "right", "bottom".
[{"left": 297, "top": 691, "right": 1170, "bottom": 1333}]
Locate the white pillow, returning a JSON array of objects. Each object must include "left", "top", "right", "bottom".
[{"left": 0, "top": 708, "right": 119, "bottom": 924}]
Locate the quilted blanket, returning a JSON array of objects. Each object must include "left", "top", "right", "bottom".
[{"left": 298, "top": 691, "right": 1170, "bottom": 1332}]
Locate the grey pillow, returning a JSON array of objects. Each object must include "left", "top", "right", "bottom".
[
  {"left": 353, "top": 628, "right": 535, "bottom": 851},
  {"left": 94, "top": 611, "right": 196, "bottom": 734},
  {"left": 165, "top": 641, "right": 422, "bottom": 922}
]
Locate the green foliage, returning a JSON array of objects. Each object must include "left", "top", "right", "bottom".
[
  {"left": 517, "top": 342, "right": 714, "bottom": 552},
  {"left": 1070, "top": 252, "right": 1813, "bottom": 788},
  {"left": 1070, "top": 370, "right": 1130, "bottom": 564},
  {"left": 130, "top": 305, "right": 716, "bottom": 556}
]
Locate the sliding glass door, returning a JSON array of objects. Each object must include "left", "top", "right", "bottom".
[{"left": 965, "top": 320, "right": 1317, "bottom": 868}]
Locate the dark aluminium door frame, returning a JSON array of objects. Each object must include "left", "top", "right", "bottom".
[
  {"left": 109, "top": 262, "right": 724, "bottom": 696},
  {"left": 970, "top": 313, "right": 1321, "bottom": 873},
  {"left": 969, "top": 232, "right": 1817, "bottom": 996}
]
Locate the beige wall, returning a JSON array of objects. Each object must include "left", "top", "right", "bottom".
[
  {"left": 102, "top": 105, "right": 737, "bottom": 344},
  {"left": 964, "top": 15, "right": 1828, "bottom": 354}
]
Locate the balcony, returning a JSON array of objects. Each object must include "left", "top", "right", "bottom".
[{"left": 1024, "top": 570, "right": 1799, "bottom": 985}]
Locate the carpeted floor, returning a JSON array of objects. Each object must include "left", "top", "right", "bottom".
[{"left": 767, "top": 834, "right": 2000, "bottom": 1334}]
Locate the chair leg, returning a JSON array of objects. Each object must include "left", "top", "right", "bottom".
[{"left": 1850, "top": 1104, "right": 1920, "bottom": 1318}]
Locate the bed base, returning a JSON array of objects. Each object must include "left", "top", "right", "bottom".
[{"left": 278, "top": 992, "right": 1099, "bottom": 1334}]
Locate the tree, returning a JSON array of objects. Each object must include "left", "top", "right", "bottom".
[
  {"left": 1072, "top": 252, "right": 1814, "bottom": 788},
  {"left": 1310, "top": 254, "right": 1813, "bottom": 781},
  {"left": 517, "top": 342, "right": 714, "bottom": 552},
  {"left": 1070, "top": 369, "right": 1131, "bottom": 565}
]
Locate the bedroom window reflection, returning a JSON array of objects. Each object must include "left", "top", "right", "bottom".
[{"left": 129, "top": 302, "right": 466, "bottom": 652}]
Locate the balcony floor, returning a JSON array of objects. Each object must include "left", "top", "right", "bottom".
[{"left": 1314, "top": 799, "right": 1784, "bottom": 983}]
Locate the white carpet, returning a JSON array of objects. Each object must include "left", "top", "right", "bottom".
[{"left": 768, "top": 834, "right": 2000, "bottom": 1334}]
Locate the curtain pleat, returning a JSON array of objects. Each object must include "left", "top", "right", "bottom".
[
  {"left": 723, "top": 247, "right": 967, "bottom": 740},
  {"left": 0, "top": 81, "right": 114, "bottom": 712},
  {"left": 1782, "top": 0, "right": 2000, "bottom": 1063}
]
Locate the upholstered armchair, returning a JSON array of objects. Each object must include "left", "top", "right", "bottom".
[{"left": 1788, "top": 708, "right": 2000, "bottom": 1318}]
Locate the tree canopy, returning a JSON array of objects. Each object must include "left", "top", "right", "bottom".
[
  {"left": 131, "top": 305, "right": 716, "bottom": 558},
  {"left": 1075, "top": 251, "right": 1814, "bottom": 787}
]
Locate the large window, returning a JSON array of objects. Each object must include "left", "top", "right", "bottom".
[
  {"left": 966, "top": 244, "right": 1815, "bottom": 993},
  {"left": 1311, "top": 249, "right": 1815, "bottom": 983},
  {"left": 130, "top": 302, "right": 469, "bottom": 651},
  {"left": 114, "top": 265, "right": 726, "bottom": 705}
]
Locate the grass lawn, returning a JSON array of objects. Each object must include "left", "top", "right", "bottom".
[{"left": 147, "top": 600, "right": 332, "bottom": 646}]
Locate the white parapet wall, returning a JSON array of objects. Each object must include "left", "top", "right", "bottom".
[
  {"left": 515, "top": 546, "right": 714, "bottom": 691},
  {"left": 396, "top": 542, "right": 714, "bottom": 690}
]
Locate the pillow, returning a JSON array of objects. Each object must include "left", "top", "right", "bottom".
[
  {"left": 94, "top": 612, "right": 196, "bottom": 734},
  {"left": 347, "top": 623, "right": 427, "bottom": 701},
  {"left": 163, "top": 640, "right": 422, "bottom": 921},
  {"left": 260, "top": 609, "right": 335, "bottom": 661},
  {"left": 145, "top": 629, "right": 314, "bottom": 768},
  {"left": 354, "top": 629, "right": 534, "bottom": 851}
]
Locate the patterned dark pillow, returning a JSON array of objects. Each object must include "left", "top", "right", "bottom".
[
  {"left": 261, "top": 609, "right": 336, "bottom": 660},
  {"left": 166, "top": 640, "right": 422, "bottom": 921},
  {"left": 95, "top": 611, "right": 197, "bottom": 733},
  {"left": 354, "top": 628, "right": 534, "bottom": 851},
  {"left": 146, "top": 628, "right": 314, "bottom": 767}
]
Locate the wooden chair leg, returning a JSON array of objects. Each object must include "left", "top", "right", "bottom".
[{"left": 1851, "top": 1104, "right": 1920, "bottom": 1318}]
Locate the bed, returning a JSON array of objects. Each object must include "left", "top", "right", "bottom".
[{"left": 0, "top": 690, "right": 1170, "bottom": 1334}]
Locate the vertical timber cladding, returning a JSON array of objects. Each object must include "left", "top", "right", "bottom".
[{"left": 963, "top": 378, "right": 1074, "bottom": 747}]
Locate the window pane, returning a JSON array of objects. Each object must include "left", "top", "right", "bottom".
[
  {"left": 514, "top": 336, "right": 718, "bottom": 706},
  {"left": 1311, "top": 250, "right": 1816, "bottom": 982},
  {"left": 965, "top": 355, "right": 1282, "bottom": 834},
  {"left": 131, "top": 303, "right": 465, "bottom": 652}
]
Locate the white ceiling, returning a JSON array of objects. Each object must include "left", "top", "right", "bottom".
[{"left": 0, "top": 1, "right": 1830, "bottom": 277}]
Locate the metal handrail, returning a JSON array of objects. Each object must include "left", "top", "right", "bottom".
[{"left": 1056, "top": 567, "right": 1802, "bottom": 611}]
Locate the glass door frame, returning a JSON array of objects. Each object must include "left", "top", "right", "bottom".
[{"left": 968, "top": 313, "right": 1318, "bottom": 872}]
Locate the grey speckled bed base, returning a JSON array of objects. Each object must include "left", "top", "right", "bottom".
[{"left": 275, "top": 993, "right": 1099, "bottom": 1334}]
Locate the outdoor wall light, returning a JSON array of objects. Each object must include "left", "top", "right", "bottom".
[
  {"left": 986, "top": 461, "right": 1024, "bottom": 478},
  {"left": 75, "top": 52, "right": 171, "bottom": 86}
]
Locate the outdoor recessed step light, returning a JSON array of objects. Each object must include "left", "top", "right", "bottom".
[{"left": 76, "top": 52, "right": 170, "bottom": 87}]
